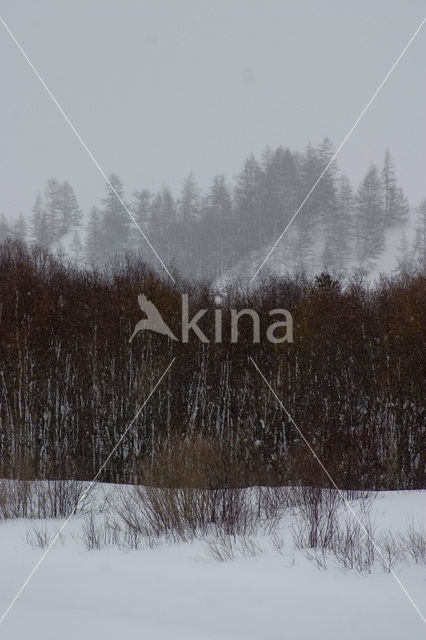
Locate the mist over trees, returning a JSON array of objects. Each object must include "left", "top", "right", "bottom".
[
  {"left": 0, "top": 141, "right": 424, "bottom": 490},
  {"left": 0, "top": 139, "right": 424, "bottom": 281},
  {"left": 31, "top": 179, "right": 82, "bottom": 247}
]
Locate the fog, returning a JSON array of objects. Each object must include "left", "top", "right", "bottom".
[{"left": 1, "top": 0, "right": 425, "bottom": 221}]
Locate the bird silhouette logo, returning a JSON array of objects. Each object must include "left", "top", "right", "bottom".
[{"left": 130, "top": 294, "right": 178, "bottom": 342}]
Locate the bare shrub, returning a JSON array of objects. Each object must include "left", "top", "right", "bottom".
[
  {"left": 330, "top": 514, "right": 376, "bottom": 573},
  {"left": 206, "top": 531, "right": 263, "bottom": 562},
  {"left": 401, "top": 521, "right": 426, "bottom": 565},
  {"left": 0, "top": 478, "right": 87, "bottom": 519},
  {"left": 291, "top": 487, "right": 380, "bottom": 574},
  {"left": 80, "top": 512, "right": 102, "bottom": 551},
  {"left": 292, "top": 487, "right": 340, "bottom": 549},
  {"left": 256, "top": 486, "right": 291, "bottom": 533},
  {"left": 111, "top": 484, "right": 259, "bottom": 544},
  {"left": 378, "top": 530, "right": 402, "bottom": 573},
  {"left": 25, "top": 522, "right": 65, "bottom": 550},
  {"left": 117, "top": 438, "right": 292, "bottom": 544},
  {"left": 206, "top": 532, "right": 236, "bottom": 562},
  {"left": 0, "top": 478, "right": 32, "bottom": 518},
  {"left": 34, "top": 480, "right": 88, "bottom": 518},
  {"left": 25, "top": 522, "right": 51, "bottom": 549},
  {"left": 102, "top": 516, "right": 122, "bottom": 547},
  {"left": 270, "top": 531, "right": 285, "bottom": 554}
]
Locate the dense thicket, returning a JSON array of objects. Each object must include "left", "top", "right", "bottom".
[{"left": 0, "top": 241, "right": 424, "bottom": 489}]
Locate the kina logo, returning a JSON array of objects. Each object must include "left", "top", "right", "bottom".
[
  {"left": 130, "top": 294, "right": 293, "bottom": 345},
  {"left": 130, "top": 294, "right": 178, "bottom": 342}
]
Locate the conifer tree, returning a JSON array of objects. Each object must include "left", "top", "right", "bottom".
[
  {"left": 382, "top": 150, "right": 409, "bottom": 227},
  {"left": 85, "top": 206, "right": 103, "bottom": 265},
  {"left": 99, "top": 174, "right": 129, "bottom": 258},
  {"left": 413, "top": 198, "right": 426, "bottom": 274},
  {"left": 355, "top": 164, "right": 385, "bottom": 265},
  {"left": 31, "top": 192, "right": 49, "bottom": 247}
]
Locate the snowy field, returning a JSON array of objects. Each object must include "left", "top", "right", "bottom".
[{"left": 0, "top": 488, "right": 425, "bottom": 639}]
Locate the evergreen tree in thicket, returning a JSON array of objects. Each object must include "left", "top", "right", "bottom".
[
  {"left": 99, "top": 174, "right": 129, "bottom": 259},
  {"left": 413, "top": 198, "right": 426, "bottom": 273},
  {"left": 201, "top": 174, "right": 233, "bottom": 279},
  {"left": 354, "top": 164, "right": 385, "bottom": 265},
  {"left": 316, "top": 139, "right": 346, "bottom": 271},
  {"left": 0, "top": 212, "right": 26, "bottom": 243},
  {"left": 57, "top": 181, "right": 82, "bottom": 236},
  {"left": 322, "top": 174, "right": 353, "bottom": 271},
  {"left": 176, "top": 174, "right": 201, "bottom": 275},
  {"left": 0, "top": 214, "right": 11, "bottom": 242},
  {"left": 43, "top": 178, "right": 62, "bottom": 243},
  {"left": 395, "top": 232, "right": 415, "bottom": 275},
  {"left": 287, "top": 145, "right": 321, "bottom": 271},
  {"left": 31, "top": 192, "right": 50, "bottom": 247},
  {"left": 131, "top": 188, "right": 153, "bottom": 252},
  {"left": 289, "top": 220, "right": 315, "bottom": 272},
  {"left": 85, "top": 206, "right": 103, "bottom": 265},
  {"left": 11, "top": 213, "right": 27, "bottom": 242},
  {"left": 70, "top": 230, "right": 83, "bottom": 262},
  {"left": 132, "top": 187, "right": 177, "bottom": 268},
  {"left": 149, "top": 186, "right": 177, "bottom": 265},
  {"left": 234, "top": 154, "right": 263, "bottom": 256},
  {"left": 297, "top": 143, "right": 323, "bottom": 229},
  {"left": 260, "top": 146, "right": 299, "bottom": 241},
  {"left": 31, "top": 180, "right": 81, "bottom": 246},
  {"left": 177, "top": 173, "right": 200, "bottom": 223},
  {"left": 382, "top": 150, "right": 409, "bottom": 227},
  {"left": 317, "top": 138, "right": 338, "bottom": 216}
]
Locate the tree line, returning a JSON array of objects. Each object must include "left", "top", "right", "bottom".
[
  {"left": 0, "top": 241, "right": 424, "bottom": 489},
  {"left": 1, "top": 140, "right": 425, "bottom": 280}
]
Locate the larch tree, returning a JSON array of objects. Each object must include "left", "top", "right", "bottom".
[
  {"left": 70, "top": 229, "right": 83, "bottom": 262},
  {"left": 382, "top": 150, "right": 409, "bottom": 227},
  {"left": 354, "top": 164, "right": 385, "bottom": 265},
  {"left": 395, "top": 232, "right": 415, "bottom": 275},
  {"left": 322, "top": 174, "right": 354, "bottom": 271},
  {"left": 149, "top": 186, "right": 177, "bottom": 265},
  {"left": 0, "top": 214, "right": 10, "bottom": 241},
  {"left": 234, "top": 155, "right": 263, "bottom": 256},
  {"left": 131, "top": 189, "right": 153, "bottom": 253},
  {"left": 12, "top": 212, "right": 27, "bottom": 242},
  {"left": 298, "top": 143, "right": 323, "bottom": 230},
  {"left": 202, "top": 174, "right": 233, "bottom": 279},
  {"left": 176, "top": 174, "right": 201, "bottom": 274},
  {"left": 44, "top": 178, "right": 63, "bottom": 243},
  {"left": 413, "top": 198, "right": 426, "bottom": 274},
  {"left": 260, "top": 146, "right": 299, "bottom": 241},
  {"left": 99, "top": 174, "right": 130, "bottom": 259},
  {"left": 85, "top": 206, "right": 103, "bottom": 265},
  {"left": 178, "top": 173, "right": 200, "bottom": 223},
  {"left": 31, "top": 192, "right": 50, "bottom": 247},
  {"left": 58, "top": 181, "right": 82, "bottom": 236}
]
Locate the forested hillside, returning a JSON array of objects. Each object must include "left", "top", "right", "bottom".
[
  {"left": 1, "top": 140, "right": 425, "bottom": 280},
  {"left": 0, "top": 241, "right": 424, "bottom": 489}
]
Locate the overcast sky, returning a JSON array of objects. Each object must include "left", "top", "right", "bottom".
[{"left": 0, "top": 0, "right": 425, "bottom": 220}]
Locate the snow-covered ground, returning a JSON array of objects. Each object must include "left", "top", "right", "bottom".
[{"left": 0, "top": 489, "right": 425, "bottom": 639}]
